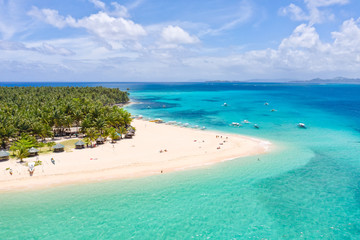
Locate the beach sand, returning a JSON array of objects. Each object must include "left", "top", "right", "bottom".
[{"left": 0, "top": 120, "right": 271, "bottom": 192}]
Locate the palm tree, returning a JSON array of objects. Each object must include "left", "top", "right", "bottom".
[
  {"left": 86, "top": 128, "right": 99, "bottom": 147},
  {"left": 83, "top": 137, "right": 91, "bottom": 148},
  {"left": 108, "top": 128, "right": 119, "bottom": 143},
  {"left": 46, "top": 141, "right": 56, "bottom": 151},
  {"left": 16, "top": 146, "right": 29, "bottom": 163}
]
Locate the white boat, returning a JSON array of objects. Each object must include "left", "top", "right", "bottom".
[
  {"left": 298, "top": 123, "right": 306, "bottom": 128},
  {"left": 254, "top": 124, "right": 260, "bottom": 129},
  {"left": 264, "top": 102, "right": 269, "bottom": 106},
  {"left": 242, "top": 120, "right": 250, "bottom": 124},
  {"left": 222, "top": 103, "right": 228, "bottom": 106},
  {"left": 201, "top": 126, "right": 206, "bottom": 130},
  {"left": 231, "top": 122, "right": 241, "bottom": 126}
]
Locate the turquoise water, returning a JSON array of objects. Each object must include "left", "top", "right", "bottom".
[{"left": 0, "top": 83, "right": 359, "bottom": 239}]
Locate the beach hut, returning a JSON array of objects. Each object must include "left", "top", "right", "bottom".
[
  {"left": 28, "top": 147, "right": 39, "bottom": 156},
  {"left": 96, "top": 137, "right": 105, "bottom": 144},
  {"left": 129, "top": 129, "right": 135, "bottom": 135},
  {"left": 53, "top": 143, "right": 65, "bottom": 152},
  {"left": 125, "top": 132, "right": 133, "bottom": 139},
  {"left": 0, "top": 150, "right": 10, "bottom": 161},
  {"left": 75, "top": 140, "right": 85, "bottom": 149}
]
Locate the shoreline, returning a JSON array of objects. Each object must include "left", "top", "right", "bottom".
[{"left": 0, "top": 119, "right": 271, "bottom": 193}]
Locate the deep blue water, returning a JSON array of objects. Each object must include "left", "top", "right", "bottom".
[{"left": 0, "top": 82, "right": 359, "bottom": 239}]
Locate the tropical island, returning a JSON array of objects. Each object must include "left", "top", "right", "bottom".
[{"left": 0, "top": 86, "right": 270, "bottom": 192}]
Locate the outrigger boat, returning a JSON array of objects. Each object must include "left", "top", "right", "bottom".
[{"left": 298, "top": 123, "right": 306, "bottom": 128}]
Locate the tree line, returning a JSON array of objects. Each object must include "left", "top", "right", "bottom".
[{"left": 0, "top": 86, "right": 131, "bottom": 152}]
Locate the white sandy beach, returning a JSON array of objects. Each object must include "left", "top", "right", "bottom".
[{"left": 0, "top": 119, "right": 271, "bottom": 192}]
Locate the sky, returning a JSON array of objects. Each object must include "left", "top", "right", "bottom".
[{"left": 0, "top": 0, "right": 360, "bottom": 82}]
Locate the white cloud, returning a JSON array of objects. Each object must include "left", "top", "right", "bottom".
[
  {"left": 89, "top": 0, "right": 105, "bottom": 10},
  {"left": 305, "top": 0, "right": 349, "bottom": 7},
  {"left": 28, "top": 6, "right": 146, "bottom": 49},
  {"left": 279, "top": 4, "right": 309, "bottom": 22},
  {"left": 161, "top": 25, "right": 199, "bottom": 45},
  {"left": 280, "top": 0, "right": 349, "bottom": 24},
  {"left": 279, "top": 24, "right": 324, "bottom": 49},
  {"left": 28, "top": 7, "right": 75, "bottom": 28}
]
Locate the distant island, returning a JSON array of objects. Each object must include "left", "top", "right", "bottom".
[{"left": 205, "top": 77, "right": 360, "bottom": 84}]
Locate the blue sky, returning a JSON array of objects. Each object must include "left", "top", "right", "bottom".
[{"left": 0, "top": 0, "right": 360, "bottom": 82}]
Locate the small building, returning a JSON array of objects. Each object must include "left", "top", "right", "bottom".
[
  {"left": 96, "top": 137, "right": 105, "bottom": 145},
  {"left": 129, "top": 129, "right": 135, "bottom": 135},
  {"left": 53, "top": 143, "right": 65, "bottom": 152},
  {"left": 0, "top": 150, "right": 10, "bottom": 161},
  {"left": 75, "top": 140, "right": 85, "bottom": 149},
  {"left": 125, "top": 132, "right": 133, "bottom": 139},
  {"left": 28, "top": 147, "right": 39, "bottom": 156}
]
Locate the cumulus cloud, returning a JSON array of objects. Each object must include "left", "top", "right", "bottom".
[
  {"left": 179, "top": 18, "right": 360, "bottom": 80},
  {"left": 28, "top": 5, "right": 146, "bottom": 49},
  {"left": 161, "top": 25, "right": 199, "bottom": 45},
  {"left": 280, "top": 0, "right": 349, "bottom": 24}
]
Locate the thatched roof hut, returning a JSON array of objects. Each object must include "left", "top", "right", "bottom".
[
  {"left": 53, "top": 143, "right": 65, "bottom": 152},
  {"left": 28, "top": 147, "right": 39, "bottom": 156},
  {"left": 96, "top": 137, "right": 105, "bottom": 144},
  {"left": 0, "top": 150, "right": 10, "bottom": 161},
  {"left": 75, "top": 140, "right": 85, "bottom": 149},
  {"left": 125, "top": 132, "right": 133, "bottom": 139}
]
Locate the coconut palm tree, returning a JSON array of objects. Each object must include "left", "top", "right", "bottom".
[{"left": 108, "top": 128, "right": 119, "bottom": 143}]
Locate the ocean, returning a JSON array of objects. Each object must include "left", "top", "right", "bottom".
[{"left": 0, "top": 82, "right": 359, "bottom": 239}]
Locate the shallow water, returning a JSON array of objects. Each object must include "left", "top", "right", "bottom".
[{"left": 0, "top": 82, "right": 359, "bottom": 239}]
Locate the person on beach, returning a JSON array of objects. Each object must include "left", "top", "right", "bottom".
[
  {"left": 9, "top": 168, "right": 13, "bottom": 175},
  {"left": 51, "top": 158, "right": 55, "bottom": 165}
]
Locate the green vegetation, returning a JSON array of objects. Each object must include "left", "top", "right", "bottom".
[{"left": 0, "top": 86, "right": 131, "bottom": 153}]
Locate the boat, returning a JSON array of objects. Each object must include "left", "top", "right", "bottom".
[
  {"left": 254, "top": 124, "right": 260, "bottom": 129},
  {"left": 242, "top": 120, "right": 250, "bottom": 124},
  {"left": 264, "top": 102, "right": 269, "bottom": 106},
  {"left": 231, "top": 122, "right": 241, "bottom": 127},
  {"left": 201, "top": 126, "right": 206, "bottom": 130},
  {"left": 271, "top": 109, "right": 277, "bottom": 112},
  {"left": 150, "top": 118, "right": 164, "bottom": 123},
  {"left": 298, "top": 123, "right": 306, "bottom": 128},
  {"left": 147, "top": 106, "right": 151, "bottom": 109},
  {"left": 222, "top": 103, "right": 228, "bottom": 107}
]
